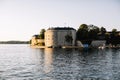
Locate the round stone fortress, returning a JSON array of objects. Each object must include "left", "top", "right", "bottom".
[{"left": 45, "top": 27, "right": 76, "bottom": 47}]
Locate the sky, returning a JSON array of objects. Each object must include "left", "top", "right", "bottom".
[{"left": 0, "top": 0, "right": 120, "bottom": 41}]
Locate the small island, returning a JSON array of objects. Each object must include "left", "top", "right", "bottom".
[
  {"left": 30, "top": 24, "right": 120, "bottom": 49},
  {"left": 0, "top": 41, "right": 29, "bottom": 44}
]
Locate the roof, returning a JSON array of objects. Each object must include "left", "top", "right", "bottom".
[
  {"left": 48, "top": 27, "right": 76, "bottom": 30},
  {"left": 32, "top": 35, "right": 40, "bottom": 39}
]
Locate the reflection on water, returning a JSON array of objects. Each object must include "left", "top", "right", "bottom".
[
  {"left": 44, "top": 48, "right": 53, "bottom": 73},
  {"left": 0, "top": 44, "right": 120, "bottom": 80}
]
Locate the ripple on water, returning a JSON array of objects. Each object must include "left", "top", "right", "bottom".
[{"left": 0, "top": 45, "right": 120, "bottom": 80}]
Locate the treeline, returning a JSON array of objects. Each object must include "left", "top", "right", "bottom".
[
  {"left": 76, "top": 24, "right": 120, "bottom": 45},
  {"left": 0, "top": 41, "right": 29, "bottom": 44}
]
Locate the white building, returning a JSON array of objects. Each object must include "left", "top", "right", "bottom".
[{"left": 45, "top": 27, "right": 76, "bottom": 47}]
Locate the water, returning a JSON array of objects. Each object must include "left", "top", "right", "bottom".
[{"left": 0, "top": 44, "right": 120, "bottom": 80}]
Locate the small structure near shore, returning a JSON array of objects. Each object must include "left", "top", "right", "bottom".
[{"left": 31, "top": 35, "right": 44, "bottom": 46}]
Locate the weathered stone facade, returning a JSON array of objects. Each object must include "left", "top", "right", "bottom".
[
  {"left": 31, "top": 35, "right": 44, "bottom": 46},
  {"left": 45, "top": 27, "right": 76, "bottom": 47}
]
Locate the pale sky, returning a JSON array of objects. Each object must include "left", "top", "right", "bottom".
[{"left": 0, "top": 0, "right": 120, "bottom": 41}]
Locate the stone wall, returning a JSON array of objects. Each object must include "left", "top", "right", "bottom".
[{"left": 45, "top": 29, "right": 76, "bottom": 47}]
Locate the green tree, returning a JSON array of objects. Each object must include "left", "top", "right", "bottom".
[
  {"left": 110, "top": 28, "right": 118, "bottom": 45},
  {"left": 79, "top": 24, "right": 88, "bottom": 30},
  {"left": 111, "top": 28, "right": 117, "bottom": 38},
  {"left": 65, "top": 34, "right": 73, "bottom": 44},
  {"left": 105, "top": 32, "right": 110, "bottom": 39},
  {"left": 76, "top": 24, "right": 89, "bottom": 40},
  {"left": 100, "top": 27, "right": 106, "bottom": 34},
  {"left": 105, "top": 32, "right": 110, "bottom": 44},
  {"left": 88, "top": 25, "right": 100, "bottom": 40},
  {"left": 39, "top": 29, "right": 45, "bottom": 39},
  {"left": 112, "top": 29, "right": 117, "bottom": 34}
]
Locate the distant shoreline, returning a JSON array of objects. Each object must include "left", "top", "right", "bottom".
[{"left": 0, "top": 41, "right": 29, "bottom": 44}]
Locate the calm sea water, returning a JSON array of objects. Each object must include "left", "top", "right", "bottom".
[{"left": 0, "top": 44, "right": 120, "bottom": 80}]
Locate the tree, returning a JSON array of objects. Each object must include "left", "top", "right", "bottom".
[
  {"left": 112, "top": 29, "right": 117, "bottom": 34},
  {"left": 97, "top": 27, "right": 107, "bottom": 40},
  {"left": 111, "top": 28, "right": 117, "bottom": 38},
  {"left": 105, "top": 32, "right": 110, "bottom": 44},
  {"left": 79, "top": 24, "right": 88, "bottom": 30},
  {"left": 76, "top": 24, "right": 89, "bottom": 40},
  {"left": 39, "top": 29, "right": 45, "bottom": 39},
  {"left": 110, "top": 28, "right": 118, "bottom": 45},
  {"left": 65, "top": 34, "right": 73, "bottom": 44},
  {"left": 100, "top": 27, "right": 106, "bottom": 34},
  {"left": 88, "top": 25, "right": 100, "bottom": 40}
]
